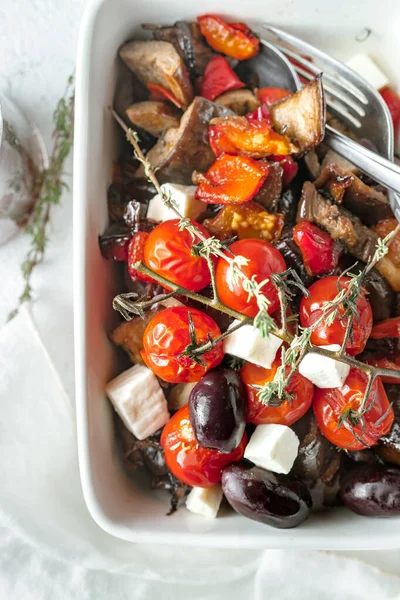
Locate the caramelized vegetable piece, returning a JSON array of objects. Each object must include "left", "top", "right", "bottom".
[
  {"left": 203, "top": 201, "right": 284, "bottom": 241},
  {"left": 195, "top": 155, "right": 269, "bottom": 205},
  {"left": 376, "top": 384, "right": 400, "bottom": 466},
  {"left": 197, "top": 14, "right": 259, "bottom": 60},
  {"left": 257, "top": 87, "right": 292, "bottom": 107},
  {"left": 209, "top": 116, "right": 298, "bottom": 158},
  {"left": 146, "top": 83, "right": 183, "bottom": 108},
  {"left": 200, "top": 56, "right": 245, "bottom": 101},
  {"left": 110, "top": 309, "right": 160, "bottom": 365},
  {"left": 372, "top": 219, "right": 400, "bottom": 267},
  {"left": 253, "top": 161, "right": 283, "bottom": 211},
  {"left": 293, "top": 221, "right": 340, "bottom": 275},
  {"left": 119, "top": 40, "right": 193, "bottom": 109},
  {"left": 215, "top": 89, "right": 260, "bottom": 115},
  {"left": 126, "top": 101, "right": 181, "bottom": 137},
  {"left": 270, "top": 75, "right": 326, "bottom": 155},
  {"left": 135, "top": 97, "right": 233, "bottom": 184}
]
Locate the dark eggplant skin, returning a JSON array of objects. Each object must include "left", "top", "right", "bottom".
[
  {"left": 222, "top": 462, "right": 312, "bottom": 529},
  {"left": 189, "top": 368, "right": 247, "bottom": 453},
  {"left": 274, "top": 230, "right": 315, "bottom": 290},
  {"left": 376, "top": 384, "right": 400, "bottom": 467},
  {"left": 340, "top": 464, "right": 400, "bottom": 516}
]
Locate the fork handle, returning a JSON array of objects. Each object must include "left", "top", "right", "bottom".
[{"left": 324, "top": 126, "right": 400, "bottom": 218}]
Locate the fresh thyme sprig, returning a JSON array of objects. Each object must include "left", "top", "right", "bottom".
[{"left": 9, "top": 75, "right": 74, "bottom": 320}]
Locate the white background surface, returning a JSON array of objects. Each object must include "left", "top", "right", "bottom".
[{"left": 1, "top": 0, "right": 400, "bottom": 597}]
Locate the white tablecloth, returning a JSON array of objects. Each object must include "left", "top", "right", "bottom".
[{"left": 1, "top": 1, "right": 400, "bottom": 597}]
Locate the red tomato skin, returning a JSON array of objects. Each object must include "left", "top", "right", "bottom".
[
  {"left": 362, "top": 355, "right": 400, "bottom": 384},
  {"left": 240, "top": 358, "right": 314, "bottom": 426},
  {"left": 144, "top": 219, "right": 213, "bottom": 292},
  {"left": 160, "top": 405, "right": 247, "bottom": 487},
  {"left": 293, "top": 222, "right": 340, "bottom": 275},
  {"left": 370, "top": 316, "right": 400, "bottom": 339},
  {"left": 215, "top": 239, "right": 286, "bottom": 318},
  {"left": 141, "top": 306, "right": 224, "bottom": 383},
  {"left": 127, "top": 231, "right": 155, "bottom": 283},
  {"left": 380, "top": 87, "right": 400, "bottom": 129},
  {"left": 299, "top": 276, "right": 373, "bottom": 355},
  {"left": 269, "top": 154, "right": 298, "bottom": 186},
  {"left": 313, "top": 368, "right": 394, "bottom": 450}
]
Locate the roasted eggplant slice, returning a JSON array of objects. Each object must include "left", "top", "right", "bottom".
[
  {"left": 270, "top": 75, "right": 326, "bottom": 155},
  {"left": 314, "top": 163, "right": 393, "bottom": 226},
  {"left": 254, "top": 161, "right": 283, "bottom": 211},
  {"left": 119, "top": 40, "right": 194, "bottom": 109},
  {"left": 214, "top": 89, "right": 260, "bottom": 115},
  {"left": 274, "top": 229, "right": 315, "bottom": 290},
  {"left": 126, "top": 101, "right": 181, "bottom": 137},
  {"left": 134, "top": 97, "right": 234, "bottom": 184},
  {"left": 376, "top": 385, "right": 400, "bottom": 467}
]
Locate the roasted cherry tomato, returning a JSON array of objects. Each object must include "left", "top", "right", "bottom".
[
  {"left": 141, "top": 306, "right": 224, "bottom": 383},
  {"left": 144, "top": 219, "right": 213, "bottom": 292},
  {"left": 195, "top": 154, "right": 269, "bottom": 205},
  {"left": 209, "top": 116, "right": 298, "bottom": 158},
  {"left": 370, "top": 317, "right": 400, "bottom": 340},
  {"left": 197, "top": 14, "right": 259, "bottom": 60},
  {"left": 127, "top": 231, "right": 155, "bottom": 283},
  {"left": 160, "top": 405, "right": 247, "bottom": 487},
  {"left": 293, "top": 221, "right": 340, "bottom": 276},
  {"left": 215, "top": 238, "right": 286, "bottom": 317},
  {"left": 313, "top": 368, "right": 394, "bottom": 450},
  {"left": 299, "top": 276, "right": 373, "bottom": 355},
  {"left": 240, "top": 355, "right": 314, "bottom": 426},
  {"left": 203, "top": 201, "right": 284, "bottom": 242},
  {"left": 380, "top": 87, "right": 400, "bottom": 129},
  {"left": 362, "top": 355, "right": 400, "bottom": 384},
  {"left": 269, "top": 154, "right": 298, "bottom": 186},
  {"left": 146, "top": 83, "right": 183, "bottom": 108},
  {"left": 256, "top": 87, "right": 292, "bottom": 107},
  {"left": 200, "top": 56, "right": 245, "bottom": 101},
  {"left": 372, "top": 219, "right": 400, "bottom": 268}
]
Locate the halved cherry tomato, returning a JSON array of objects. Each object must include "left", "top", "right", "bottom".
[
  {"left": 146, "top": 83, "right": 183, "bottom": 108},
  {"left": 197, "top": 14, "right": 259, "bottom": 60},
  {"left": 195, "top": 154, "right": 269, "bottom": 205},
  {"left": 240, "top": 354, "right": 314, "bottom": 426},
  {"left": 141, "top": 306, "right": 224, "bottom": 383},
  {"left": 372, "top": 219, "right": 400, "bottom": 268},
  {"left": 293, "top": 221, "right": 340, "bottom": 276},
  {"left": 160, "top": 405, "right": 247, "bottom": 487},
  {"left": 269, "top": 154, "right": 298, "bottom": 186},
  {"left": 200, "top": 56, "right": 245, "bottom": 101},
  {"left": 299, "top": 276, "right": 373, "bottom": 355},
  {"left": 127, "top": 231, "right": 155, "bottom": 283},
  {"left": 380, "top": 87, "right": 400, "bottom": 129},
  {"left": 313, "top": 368, "right": 394, "bottom": 450},
  {"left": 215, "top": 238, "right": 286, "bottom": 318},
  {"left": 257, "top": 87, "right": 292, "bottom": 107},
  {"left": 209, "top": 116, "right": 298, "bottom": 158},
  {"left": 362, "top": 355, "right": 400, "bottom": 384},
  {"left": 144, "top": 219, "right": 213, "bottom": 292},
  {"left": 370, "top": 316, "right": 400, "bottom": 339}
]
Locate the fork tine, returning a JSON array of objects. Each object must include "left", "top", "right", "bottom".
[
  {"left": 275, "top": 45, "right": 368, "bottom": 111},
  {"left": 263, "top": 25, "right": 370, "bottom": 105}
]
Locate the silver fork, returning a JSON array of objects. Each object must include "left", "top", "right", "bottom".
[{"left": 252, "top": 25, "right": 400, "bottom": 219}]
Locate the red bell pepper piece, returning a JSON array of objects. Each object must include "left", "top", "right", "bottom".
[
  {"left": 257, "top": 87, "right": 292, "bottom": 107},
  {"left": 370, "top": 317, "right": 400, "bottom": 339},
  {"left": 197, "top": 14, "right": 259, "bottom": 60},
  {"left": 269, "top": 154, "right": 299, "bottom": 186},
  {"left": 200, "top": 56, "right": 244, "bottom": 101},
  {"left": 246, "top": 104, "right": 271, "bottom": 123},
  {"left": 362, "top": 355, "right": 400, "bottom": 384},
  {"left": 293, "top": 221, "right": 340, "bottom": 275},
  {"left": 195, "top": 154, "right": 269, "bottom": 205},
  {"left": 146, "top": 83, "right": 183, "bottom": 108},
  {"left": 380, "top": 87, "right": 400, "bottom": 129},
  {"left": 209, "top": 116, "right": 298, "bottom": 158}
]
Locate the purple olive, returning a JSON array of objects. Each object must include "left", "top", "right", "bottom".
[
  {"left": 188, "top": 367, "right": 247, "bottom": 453},
  {"left": 340, "top": 465, "right": 400, "bottom": 516},
  {"left": 222, "top": 462, "right": 313, "bottom": 529}
]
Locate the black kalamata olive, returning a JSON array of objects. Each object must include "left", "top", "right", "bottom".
[
  {"left": 188, "top": 367, "right": 247, "bottom": 453},
  {"left": 221, "top": 462, "right": 312, "bottom": 529},
  {"left": 340, "top": 465, "right": 400, "bottom": 516}
]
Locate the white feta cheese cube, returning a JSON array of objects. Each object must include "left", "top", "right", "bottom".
[
  {"left": 146, "top": 183, "right": 206, "bottom": 222},
  {"left": 244, "top": 424, "right": 299, "bottom": 474},
  {"left": 223, "top": 320, "right": 283, "bottom": 369},
  {"left": 298, "top": 344, "right": 350, "bottom": 389},
  {"left": 185, "top": 485, "right": 223, "bottom": 519},
  {"left": 167, "top": 381, "right": 197, "bottom": 411},
  {"left": 105, "top": 364, "right": 169, "bottom": 440},
  {"left": 346, "top": 54, "right": 389, "bottom": 91}
]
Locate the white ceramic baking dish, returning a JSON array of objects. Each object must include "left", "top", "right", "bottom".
[{"left": 74, "top": 0, "right": 400, "bottom": 548}]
